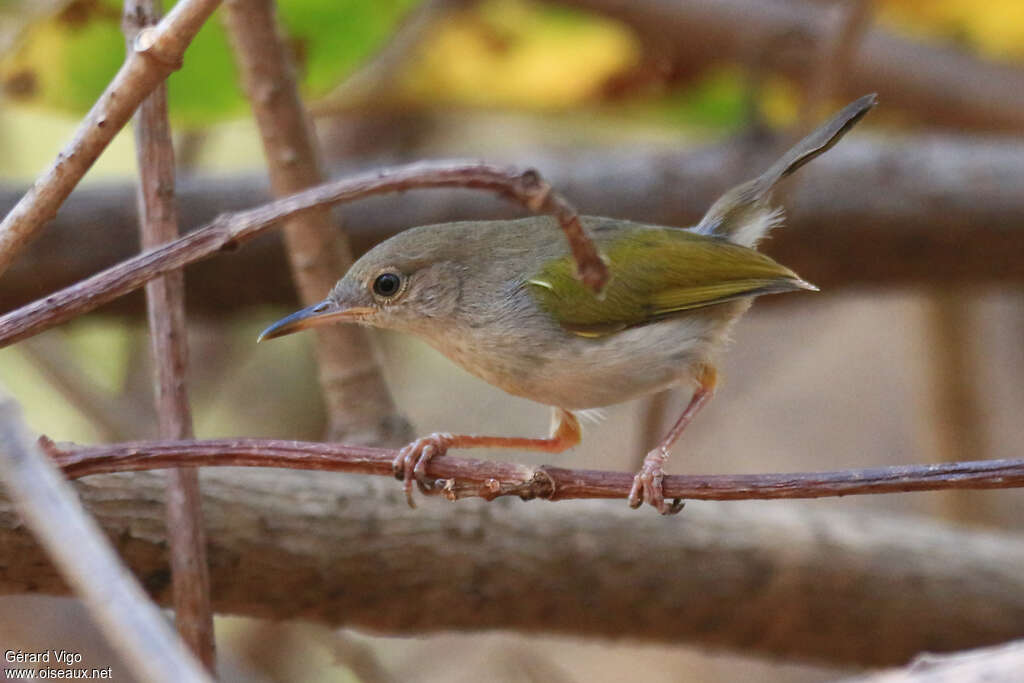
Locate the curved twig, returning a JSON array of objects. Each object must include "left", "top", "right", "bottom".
[{"left": 0, "top": 161, "right": 605, "bottom": 348}]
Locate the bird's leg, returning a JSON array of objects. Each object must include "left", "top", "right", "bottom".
[
  {"left": 629, "top": 364, "right": 718, "bottom": 515},
  {"left": 393, "top": 408, "right": 581, "bottom": 508}
]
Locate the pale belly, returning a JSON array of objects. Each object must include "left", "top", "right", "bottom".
[{"left": 430, "top": 311, "right": 735, "bottom": 410}]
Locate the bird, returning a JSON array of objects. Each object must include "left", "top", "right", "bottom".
[{"left": 259, "top": 94, "right": 877, "bottom": 514}]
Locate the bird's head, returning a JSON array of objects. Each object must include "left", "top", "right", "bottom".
[{"left": 257, "top": 227, "right": 467, "bottom": 342}]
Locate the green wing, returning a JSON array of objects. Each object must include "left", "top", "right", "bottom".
[{"left": 527, "top": 227, "right": 815, "bottom": 337}]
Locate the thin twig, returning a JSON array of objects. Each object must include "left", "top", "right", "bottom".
[
  {"left": 42, "top": 437, "right": 1024, "bottom": 503},
  {"left": 0, "top": 389, "right": 211, "bottom": 683},
  {"left": 5, "top": 454, "right": 1024, "bottom": 665},
  {"left": 223, "top": 0, "right": 406, "bottom": 444},
  {"left": 0, "top": 0, "right": 221, "bottom": 277},
  {"left": 124, "top": 0, "right": 214, "bottom": 670},
  {"left": 0, "top": 161, "right": 601, "bottom": 347}
]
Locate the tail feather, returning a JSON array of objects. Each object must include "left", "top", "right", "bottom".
[{"left": 695, "top": 93, "right": 877, "bottom": 247}]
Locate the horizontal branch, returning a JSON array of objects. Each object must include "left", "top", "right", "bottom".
[
  {"left": 2, "top": 132, "right": 1022, "bottom": 317},
  {"left": 561, "top": 0, "right": 1024, "bottom": 131},
  {"left": 0, "top": 161, "right": 603, "bottom": 348},
  {"left": 43, "top": 437, "right": 1024, "bottom": 502},
  {"left": 3, "top": 464, "right": 1024, "bottom": 667}
]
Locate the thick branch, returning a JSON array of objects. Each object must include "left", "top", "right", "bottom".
[
  {"left": 2, "top": 133, "right": 1022, "bottom": 317},
  {"left": 0, "top": 391, "right": 210, "bottom": 683},
  {"left": 0, "top": 0, "right": 221, "bottom": 277},
  {"left": 124, "top": 0, "right": 214, "bottom": 668},
  {"left": 43, "top": 438, "right": 1024, "bottom": 503},
  {"left": 0, "top": 162, "right": 591, "bottom": 347},
  {"left": 3, "top": 462, "right": 1024, "bottom": 667},
  {"left": 223, "top": 0, "right": 406, "bottom": 444},
  {"left": 560, "top": 0, "right": 1024, "bottom": 131}
]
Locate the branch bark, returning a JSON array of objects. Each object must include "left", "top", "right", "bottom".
[
  {"left": 41, "top": 437, "right": 1024, "bottom": 502},
  {"left": 559, "top": 0, "right": 1024, "bottom": 131},
  {"left": 3, "top": 132, "right": 1022, "bottom": 318},
  {"left": 0, "top": 390, "right": 211, "bottom": 683},
  {"left": 0, "top": 162, "right": 591, "bottom": 348},
  {"left": 3, "top": 461, "right": 1024, "bottom": 667},
  {"left": 123, "top": 0, "right": 214, "bottom": 669},
  {"left": 0, "top": 0, "right": 221, "bottom": 277},
  {"left": 223, "top": 0, "right": 407, "bottom": 444}
]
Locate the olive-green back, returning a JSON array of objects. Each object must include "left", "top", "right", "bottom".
[{"left": 527, "top": 225, "right": 812, "bottom": 337}]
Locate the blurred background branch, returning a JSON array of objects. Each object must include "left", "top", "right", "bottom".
[
  {"left": 2, "top": 467, "right": 1024, "bottom": 669},
  {"left": 3, "top": 133, "right": 1024, "bottom": 317},
  {"left": 223, "top": 0, "right": 410, "bottom": 445}
]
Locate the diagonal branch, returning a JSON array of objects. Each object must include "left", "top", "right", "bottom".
[
  {"left": 0, "top": 0, "right": 222, "bottom": 277},
  {"left": 123, "top": 0, "right": 214, "bottom": 669},
  {"left": 0, "top": 161, "right": 596, "bottom": 348},
  {"left": 223, "top": 0, "right": 406, "bottom": 444},
  {"left": 0, "top": 389, "right": 211, "bottom": 683},
  {"left": 42, "top": 437, "right": 1024, "bottom": 503}
]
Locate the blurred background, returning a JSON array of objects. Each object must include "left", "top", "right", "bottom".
[{"left": 1, "top": 0, "right": 1024, "bottom": 680}]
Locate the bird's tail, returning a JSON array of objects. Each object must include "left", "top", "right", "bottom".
[{"left": 695, "top": 93, "right": 877, "bottom": 248}]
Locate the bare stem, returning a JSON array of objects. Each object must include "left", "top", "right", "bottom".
[
  {"left": 123, "top": 0, "right": 215, "bottom": 670},
  {"left": 0, "top": 0, "right": 221, "bottom": 277},
  {"left": 223, "top": 0, "right": 406, "bottom": 444},
  {"left": 43, "top": 437, "right": 1024, "bottom": 503},
  {"left": 0, "top": 390, "right": 211, "bottom": 683},
  {"left": 0, "top": 161, "right": 598, "bottom": 348}
]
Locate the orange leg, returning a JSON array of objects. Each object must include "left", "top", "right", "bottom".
[
  {"left": 628, "top": 364, "right": 718, "bottom": 515},
  {"left": 394, "top": 408, "right": 581, "bottom": 507}
]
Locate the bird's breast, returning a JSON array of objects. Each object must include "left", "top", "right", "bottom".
[{"left": 423, "top": 310, "right": 732, "bottom": 410}]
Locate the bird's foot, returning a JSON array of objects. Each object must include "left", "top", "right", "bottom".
[
  {"left": 628, "top": 448, "right": 685, "bottom": 515},
  {"left": 393, "top": 432, "right": 454, "bottom": 508}
]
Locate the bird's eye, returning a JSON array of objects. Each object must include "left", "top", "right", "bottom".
[{"left": 372, "top": 272, "right": 403, "bottom": 299}]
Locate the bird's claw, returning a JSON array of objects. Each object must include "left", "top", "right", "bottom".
[
  {"left": 393, "top": 433, "right": 454, "bottom": 508},
  {"left": 628, "top": 450, "right": 685, "bottom": 515}
]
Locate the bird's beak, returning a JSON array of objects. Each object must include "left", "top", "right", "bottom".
[{"left": 257, "top": 299, "right": 373, "bottom": 342}]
